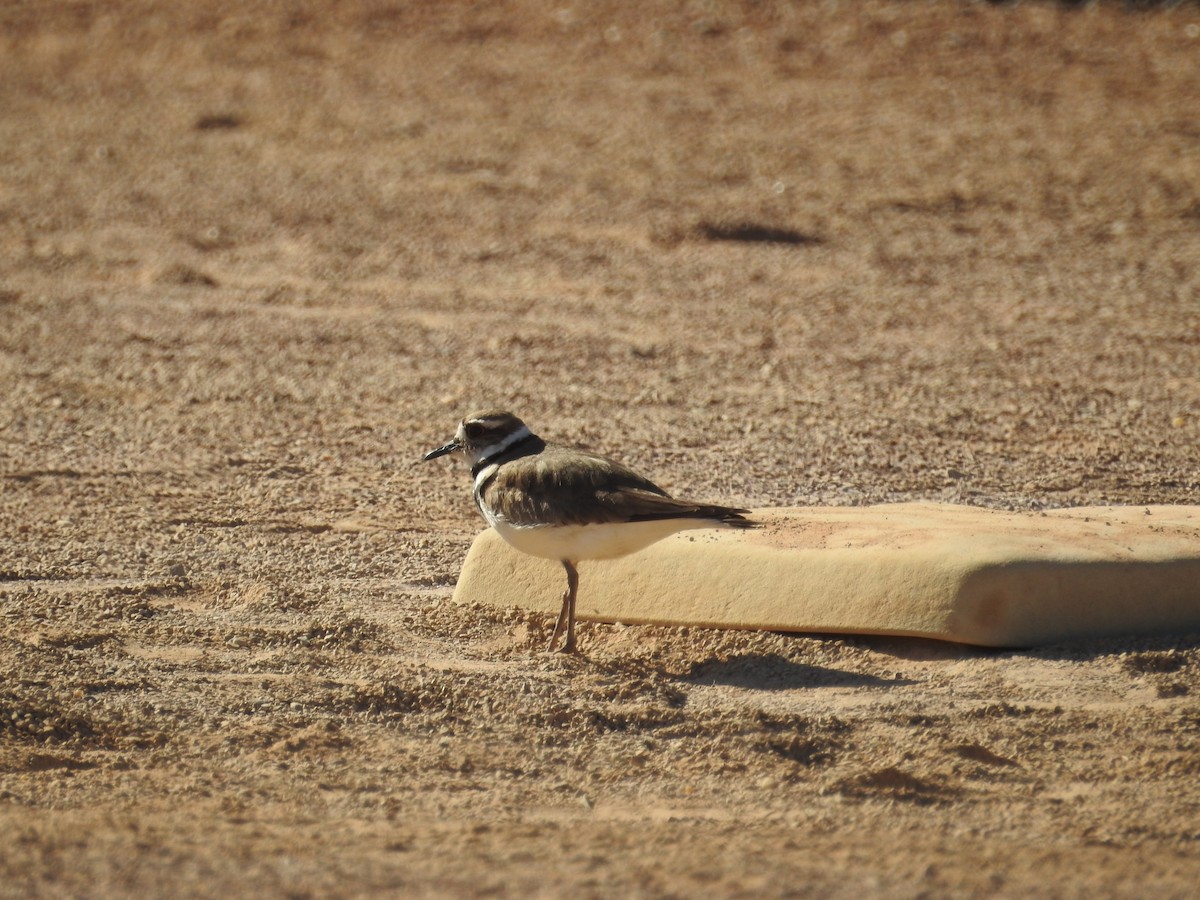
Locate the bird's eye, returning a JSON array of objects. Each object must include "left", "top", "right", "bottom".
[{"left": 464, "top": 423, "right": 484, "bottom": 440}]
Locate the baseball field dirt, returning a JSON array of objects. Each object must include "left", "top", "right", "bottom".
[{"left": 2, "top": 2, "right": 1199, "bottom": 897}]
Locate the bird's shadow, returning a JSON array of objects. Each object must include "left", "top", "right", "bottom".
[{"left": 678, "top": 652, "right": 917, "bottom": 691}]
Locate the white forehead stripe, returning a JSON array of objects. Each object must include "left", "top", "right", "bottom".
[{"left": 472, "top": 424, "right": 532, "bottom": 465}]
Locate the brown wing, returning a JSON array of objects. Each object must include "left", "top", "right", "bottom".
[{"left": 481, "top": 446, "right": 751, "bottom": 528}]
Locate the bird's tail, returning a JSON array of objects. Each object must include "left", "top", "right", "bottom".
[{"left": 697, "top": 505, "right": 756, "bottom": 528}]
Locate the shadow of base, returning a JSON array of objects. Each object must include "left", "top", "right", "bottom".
[{"left": 680, "top": 652, "right": 918, "bottom": 691}]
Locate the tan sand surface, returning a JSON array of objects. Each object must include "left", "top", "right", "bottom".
[{"left": 2, "top": 2, "right": 1199, "bottom": 897}]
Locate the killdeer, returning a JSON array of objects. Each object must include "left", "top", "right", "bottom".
[{"left": 424, "top": 411, "right": 753, "bottom": 653}]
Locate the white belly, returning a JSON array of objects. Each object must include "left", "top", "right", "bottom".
[{"left": 490, "top": 517, "right": 716, "bottom": 562}]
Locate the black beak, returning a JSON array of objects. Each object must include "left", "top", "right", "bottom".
[{"left": 423, "top": 440, "right": 460, "bottom": 461}]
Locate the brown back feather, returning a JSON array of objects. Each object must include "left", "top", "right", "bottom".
[{"left": 481, "top": 445, "right": 750, "bottom": 528}]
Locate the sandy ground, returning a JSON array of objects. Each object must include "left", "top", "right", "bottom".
[{"left": 2, "top": 1, "right": 1200, "bottom": 896}]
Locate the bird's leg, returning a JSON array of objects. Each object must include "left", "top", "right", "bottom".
[
  {"left": 547, "top": 579, "right": 571, "bottom": 652},
  {"left": 552, "top": 561, "right": 580, "bottom": 654},
  {"left": 560, "top": 560, "right": 580, "bottom": 653}
]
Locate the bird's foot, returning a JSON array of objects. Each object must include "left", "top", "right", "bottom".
[{"left": 556, "top": 635, "right": 578, "bottom": 654}]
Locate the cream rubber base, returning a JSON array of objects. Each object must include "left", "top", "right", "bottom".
[{"left": 449, "top": 503, "right": 1200, "bottom": 647}]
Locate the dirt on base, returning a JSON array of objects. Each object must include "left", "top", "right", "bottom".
[{"left": 2, "top": 2, "right": 1199, "bottom": 897}]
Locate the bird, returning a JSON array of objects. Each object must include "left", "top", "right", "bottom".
[{"left": 423, "top": 410, "right": 753, "bottom": 653}]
